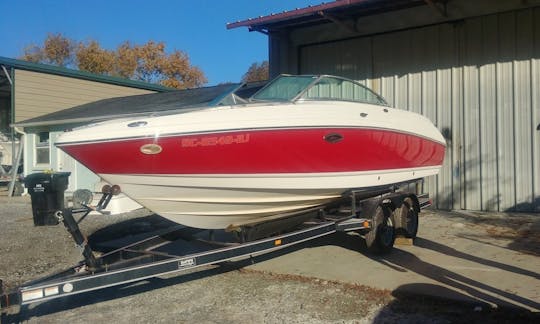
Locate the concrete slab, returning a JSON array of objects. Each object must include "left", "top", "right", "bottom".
[{"left": 247, "top": 209, "right": 540, "bottom": 311}]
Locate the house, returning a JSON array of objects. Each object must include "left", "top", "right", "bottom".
[
  {"left": 228, "top": 0, "right": 540, "bottom": 212},
  {"left": 0, "top": 56, "right": 171, "bottom": 198}
]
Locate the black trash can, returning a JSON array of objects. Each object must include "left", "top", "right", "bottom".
[{"left": 24, "top": 172, "right": 71, "bottom": 226}]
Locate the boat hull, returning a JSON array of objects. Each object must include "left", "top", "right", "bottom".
[
  {"left": 58, "top": 127, "right": 444, "bottom": 175},
  {"left": 56, "top": 100, "right": 446, "bottom": 229},
  {"left": 98, "top": 166, "right": 440, "bottom": 229}
]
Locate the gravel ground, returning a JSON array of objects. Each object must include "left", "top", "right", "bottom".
[{"left": 1, "top": 194, "right": 539, "bottom": 323}]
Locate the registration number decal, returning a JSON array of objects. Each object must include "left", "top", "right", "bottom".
[{"left": 181, "top": 134, "right": 250, "bottom": 148}]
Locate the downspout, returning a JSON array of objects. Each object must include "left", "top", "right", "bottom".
[{"left": 1, "top": 65, "right": 12, "bottom": 84}]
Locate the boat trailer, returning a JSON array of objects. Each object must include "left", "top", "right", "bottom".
[{"left": 0, "top": 181, "right": 430, "bottom": 314}]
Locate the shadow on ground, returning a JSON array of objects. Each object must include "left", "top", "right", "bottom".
[
  {"left": 4, "top": 213, "right": 539, "bottom": 322},
  {"left": 432, "top": 210, "right": 540, "bottom": 256},
  {"left": 373, "top": 283, "right": 540, "bottom": 323},
  {"left": 303, "top": 232, "right": 540, "bottom": 311},
  {"left": 87, "top": 214, "right": 181, "bottom": 251}
]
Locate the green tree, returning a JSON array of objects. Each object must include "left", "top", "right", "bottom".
[{"left": 242, "top": 61, "right": 269, "bottom": 83}]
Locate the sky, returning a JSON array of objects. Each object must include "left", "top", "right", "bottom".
[{"left": 0, "top": 0, "right": 320, "bottom": 85}]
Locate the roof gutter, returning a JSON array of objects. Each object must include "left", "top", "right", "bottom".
[
  {"left": 226, "top": 0, "right": 369, "bottom": 30},
  {"left": 0, "top": 56, "right": 174, "bottom": 92},
  {"left": 1, "top": 65, "right": 13, "bottom": 85}
]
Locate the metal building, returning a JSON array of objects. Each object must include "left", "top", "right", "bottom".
[{"left": 229, "top": 0, "right": 540, "bottom": 212}]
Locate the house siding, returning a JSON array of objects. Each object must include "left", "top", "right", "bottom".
[
  {"left": 14, "top": 69, "right": 155, "bottom": 122},
  {"left": 13, "top": 69, "right": 159, "bottom": 193}
]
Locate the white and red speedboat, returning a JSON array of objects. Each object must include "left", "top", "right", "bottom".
[{"left": 56, "top": 75, "right": 446, "bottom": 229}]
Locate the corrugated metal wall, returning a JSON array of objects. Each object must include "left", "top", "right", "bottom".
[{"left": 299, "top": 7, "right": 540, "bottom": 212}]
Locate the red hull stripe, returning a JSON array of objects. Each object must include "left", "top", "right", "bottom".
[{"left": 58, "top": 128, "right": 445, "bottom": 174}]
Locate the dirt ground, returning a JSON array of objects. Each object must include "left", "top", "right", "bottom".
[{"left": 0, "top": 194, "right": 539, "bottom": 323}]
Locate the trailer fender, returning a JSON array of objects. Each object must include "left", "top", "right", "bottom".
[{"left": 407, "top": 194, "right": 421, "bottom": 213}]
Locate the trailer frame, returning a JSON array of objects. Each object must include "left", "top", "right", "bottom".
[{"left": 1, "top": 183, "right": 430, "bottom": 314}]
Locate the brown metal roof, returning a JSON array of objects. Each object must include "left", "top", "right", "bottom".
[{"left": 227, "top": 0, "right": 429, "bottom": 32}]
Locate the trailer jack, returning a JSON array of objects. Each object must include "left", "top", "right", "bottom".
[
  {"left": 55, "top": 209, "right": 101, "bottom": 272},
  {"left": 59, "top": 185, "right": 121, "bottom": 271}
]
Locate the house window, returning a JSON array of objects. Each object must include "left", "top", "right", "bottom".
[{"left": 35, "top": 132, "right": 50, "bottom": 165}]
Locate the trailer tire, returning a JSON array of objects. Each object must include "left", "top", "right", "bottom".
[
  {"left": 365, "top": 205, "right": 395, "bottom": 254},
  {"left": 394, "top": 197, "right": 418, "bottom": 238}
]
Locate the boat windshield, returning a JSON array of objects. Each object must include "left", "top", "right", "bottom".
[
  {"left": 251, "top": 75, "right": 387, "bottom": 106},
  {"left": 250, "top": 75, "right": 317, "bottom": 102}
]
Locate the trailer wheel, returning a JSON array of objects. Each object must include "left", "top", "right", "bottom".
[
  {"left": 394, "top": 197, "right": 418, "bottom": 238},
  {"left": 365, "top": 205, "right": 395, "bottom": 254}
]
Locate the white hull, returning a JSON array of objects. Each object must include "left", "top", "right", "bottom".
[{"left": 100, "top": 165, "right": 439, "bottom": 229}]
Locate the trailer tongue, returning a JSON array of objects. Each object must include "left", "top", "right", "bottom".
[{"left": 1, "top": 180, "right": 428, "bottom": 315}]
